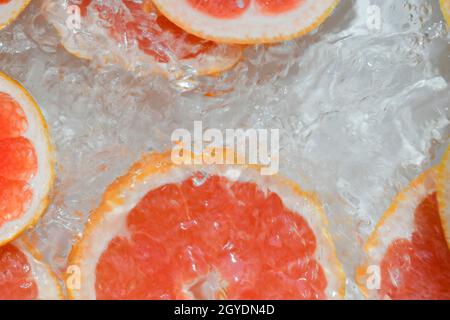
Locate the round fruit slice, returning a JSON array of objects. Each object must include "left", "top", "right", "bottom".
[
  {"left": 357, "top": 168, "right": 450, "bottom": 300},
  {"left": 437, "top": 145, "right": 450, "bottom": 248},
  {"left": 441, "top": 0, "right": 450, "bottom": 26},
  {"left": 0, "top": 72, "right": 54, "bottom": 245},
  {"left": 46, "top": 0, "right": 242, "bottom": 76},
  {"left": 152, "top": 0, "right": 339, "bottom": 44},
  {"left": 0, "top": 239, "right": 62, "bottom": 299},
  {"left": 0, "top": 0, "right": 31, "bottom": 31},
  {"left": 68, "top": 150, "right": 345, "bottom": 300}
]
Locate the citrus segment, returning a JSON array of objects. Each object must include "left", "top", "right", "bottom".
[
  {"left": 255, "top": 0, "right": 304, "bottom": 15},
  {"left": 0, "top": 0, "right": 31, "bottom": 30},
  {"left": 437, "top": 145, "right": 450, "bottom": 247},
  {"left": 0, "top": 242, "right": 38, "bottom": 299},
  {"left": 186, "top": 0, "right": 250, "bottom": 18},
  {"left": 152, "top": 0, "right": 339, "bottom": 44},
  {"left": 0, "top": 92, "right": 28, "bottom": 139},
  {"left": 0, "top": 177, "right": 32, "bottom": 226},
  {"left": 48, "top": 0, "right": 242, "bottom": 76},
  {"left": 358, "top": 169, "right": 450, "bottom": 300},
  {"left": 68, "top": 150, "right": 345, "bottom": 300},
  {"left": 0, "top": 137, "right": 37, "bottom": 181},
  {"left": 0, "top": 240, "right": 62, "bottom": 299},
  {"left": 0, "top": 72, "right": 54, "bottom": 245}
]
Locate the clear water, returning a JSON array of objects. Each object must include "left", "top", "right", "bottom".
[{"left": 0, "top": 0, "right": 449, "bottom": 299}]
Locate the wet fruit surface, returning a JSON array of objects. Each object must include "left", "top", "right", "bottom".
[
  {"left": 0, "top": 243, "right": 38, "bottom": 300},
  {"left": 187, "top": 0, "right": 251, "bottom": 18},
  {"left": 96, "top": 174, "right": 327, "bottom": 299},
  {"left": 380, "top": 193, "right": 450, "bottom": 299},
  {"left": 0, "top": 177, "right": 32, "bottom": 226},
  {"left": 0, "top": 92, "right": 36, "bottom": 227},
  {"left": 72, "top": 0, "right": 218, "bottom": 63},
  {"left": 256, "top": 0, "right": 305, "bottom": 15},
  {"left": 187, "top": 0, "right": 304, "bottom": 17},
  {"left": 0, "top": 92, "right": 27, "bottom": 139},
  {"left": 0, "top": 137, "right": 37, "bottom": 181}
]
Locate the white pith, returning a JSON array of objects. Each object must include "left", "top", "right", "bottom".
[
  {"left": 152, "top": 0, "right": 338, "bottom": 43},
  {"left": 0, "top": 0, "right": 31, "bottom": 30},
  {"left": 44, "top": 1, "right": 242, "bottom": 76},
  {"left": 0, "top": 73, "right": 53, "bottom": 244},
  {"left": 71, "top": 161, "right": 344, "bottom": 300},
  {"left": 14, "top": 240, "right": 61, "bottom": 300}
]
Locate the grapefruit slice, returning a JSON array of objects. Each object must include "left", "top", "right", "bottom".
[
  {"left": 357, "top": 168, "right": 450, "bottom": 300},
  {"left": 0, "top": 239, "right": 62, "bottom": 299},
  {"left": 441, "top": 0, "right": 450, "bottom": 26},
  {"left": 152, "top": 0, "right": 339, "bottom": 44},
  {"left": 437, "top": 145, "right": 450, "bottom": 248},
  {"left": 47, "top": 0, "right": 242, "bottom": 76},
  {"left": 0, "top": 0, "right": 30, "bottom": 31},
  {"left": 0, "top": 72, "right": 54, "bottom": 245},
  {"left": 68, "top": 150, "right": 345, "bottom": 300}
]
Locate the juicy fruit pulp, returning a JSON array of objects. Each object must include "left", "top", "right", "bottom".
[
  {"left": 0, "top": 243, "right": 38, "bottom": 299},
  {"left": 0, "top": 92, "right": 36, "bottom": 227},
  {"left": 380, "top": 193, "right": 450, "bottom": 299},
  {"left": 72, "top": 0, "right": 219, "bottom": 63},
  {"left": 187, "top": 0, "right": 304, "bottom": 17},
  {"left": 96, "top": 174, "right": 327, "bottom": 299}
]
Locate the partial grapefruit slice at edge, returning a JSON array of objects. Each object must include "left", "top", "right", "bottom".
[
  {"left": 437, "top": 145, "right": 450, "bottom": 248},
  {"left": 152, "top": 0, "right": 340, "bottom": 44},
  {"left": 0, "top": 71, "right": 55, "bottom": 246},
  {"left": 0, "top": 0, "right": 31, "bottom": 31},
  {"left": 356, "top": 168, "right": 450, "bottom": 299},
  {"left": 67, "top": 149, "right": 345, "bottom": 300}
]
